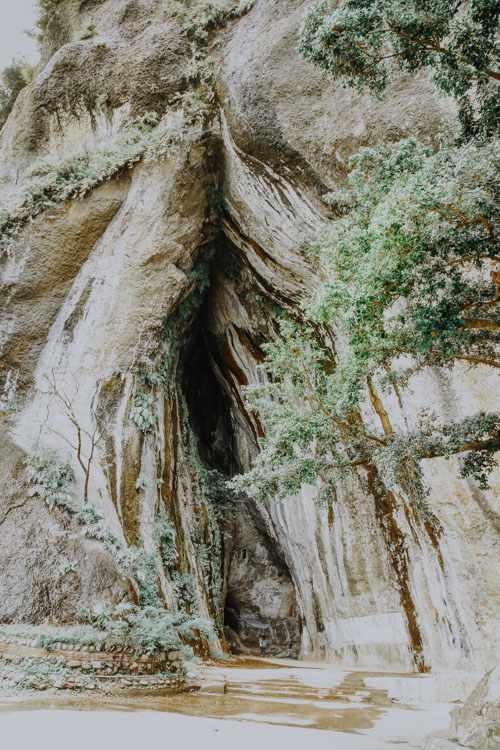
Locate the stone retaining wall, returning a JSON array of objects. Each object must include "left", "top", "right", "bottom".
[{"left": 0, "top": 635, "right": 183, "bottom": 676}]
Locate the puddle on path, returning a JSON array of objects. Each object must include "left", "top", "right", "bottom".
[{"left": 0, "top": 658, "right": 422, "bottom": 736}]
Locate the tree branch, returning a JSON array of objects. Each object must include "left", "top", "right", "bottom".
[
  {"left": 386, "top": 23, "right": 500, "bottom": 81},
  {"left": 290, "top": 346, "right": 388, "bottom": 446},
  {"left": 392, "top": 347, "right": 500, "bottom": 369},
  {"left": 463, "top": 318, "right": 500, "bottom": 332},
  {"left": 366, "top": 374, "right": 394, "bottom": 436},
  {"left": 418, "top": 435, "right": 500, "bottom": 461}
]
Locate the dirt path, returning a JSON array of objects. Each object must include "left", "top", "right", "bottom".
[{"left": 0, "top": 657, "right": 471, "bottom": 749}]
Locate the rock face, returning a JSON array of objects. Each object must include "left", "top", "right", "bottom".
[
  {"left": 424, "top": 667, "right": 500, "bottom": 749},
  {"left": 450, "top": 666, "right": 500, "bottom": 749},
  {"left": 223, "top": 502, "right": 301, "bottom": 658},
  {"left": 0, "top": 0, "right": 499, "bottom": 671}
]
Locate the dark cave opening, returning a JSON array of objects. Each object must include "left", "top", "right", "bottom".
[
  {"left": 178, "top": 246, "right": 302, "bottom": 659},
  {"left": 181, "top": 316, "right": 236, "bottom": 477}
]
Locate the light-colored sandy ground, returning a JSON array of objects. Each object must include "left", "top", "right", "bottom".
[
  {"left": 0, "top": 707, "right": 449, "bottom": 750},
  {"left": 0, "top": 658, "right": 474, "bottom": 749}
]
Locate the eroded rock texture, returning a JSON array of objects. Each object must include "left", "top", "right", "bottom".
[{"left": 0, "top": 0, "right": 499, "bottom": 671}]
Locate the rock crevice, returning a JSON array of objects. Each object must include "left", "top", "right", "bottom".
[{"left": 0, "top": 0, "right": 499, "bottom": 673}]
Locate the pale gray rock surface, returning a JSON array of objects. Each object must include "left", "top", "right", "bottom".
[
  {"left": 0, "top": 0, "right": 498, "bottom": 676},
  {"left": 424, "top": 667, "right": 500, "bottom": 749},
  {"left": 450, "top": 666, "right": 500, "bottom": 749}
]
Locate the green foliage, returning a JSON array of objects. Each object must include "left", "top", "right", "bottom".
[
  {"left": 230, "top": 136, "right": 500, "bottom": 513},
  {"left": 154, "top": 508, "right": 179, "bottom": 567},
  {"left": 299, "top": 0, "right": 500, "bottom": 139},
  {"left": 376, "top": 412, "right": 500, "bottom": 501},
  {"left": 76, "top": 498, "right": 137, "bottom": 571},
  {"left": 16, "top": 657, "right": 73, "bottom": 689},
  {"left": 138, "top": 358, "right": 164, "bottom": 388},
  {"left": 80, "top": 601, "right": 114, "bottom": 630},
  {"left": 169, "top": 0, "right": 256, "bottom": 44},
  {"left": 0, "top": 623, "right": 103, "bottom": 647},
  {"left": 0, "top": 396, "right": 22, "bottom": 417},
  {"left": 131, "top": 392, "right": 156, "bottom": 434},
  {"left": 75, "top": 496, "right": 104, "bottom": 525},
  {"left": 135, "top": 472, "right": 148, "bottom": 491},
  {"left": 33, "top": 633, "right": 56, "bottom": 651},
  {"left": 0, "top": 59, "right": 33, "bottom": 129},
  {"left": 239, "top": 0, "right": 500, "bottom": 517},
  {"left": 26, "top": 450, "right": 75, "bottom": 511},
  {"left": 171, "top": 571, "right": 200, "bottom": 614},
  {"left": 81, "top": 601, "right": 214, "bottom": 656},
  {"left": 229, "top": 317, "right": 349, "bottom": 500},
  {"left": 108, "top": 605, "right": 181, "bottom": 654},
  {"left": 180, "top": 644, "right": 196, "bottom": 661},
  {"left": 311, "top": 135, "right": 500, "bottom": 373},
  {"left": 230, "top": 312, "right": 499, "bottom": 518},
  {"left": 0, "top": 103, "right": 210, "bottom": 257},
  {"left": 35, "top": 0, "right": 61, "bottom": 35},
  {"left": 36, "top": 0, "right": 254, "bottom": 44},
  {"left": 132, "top": 550, "right": 163, "bottom": 608}
]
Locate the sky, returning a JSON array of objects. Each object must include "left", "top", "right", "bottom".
[{"left": 0, "top": 0, "right": 39, "bottom": 71}]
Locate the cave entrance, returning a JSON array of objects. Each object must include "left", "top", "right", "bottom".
[{"left": 179, "top": 240, "right": 302, "bottom": 658}]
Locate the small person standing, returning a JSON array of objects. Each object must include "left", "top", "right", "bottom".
[{"left": 259, "top": 636, "right": 267, "bottom": 658}]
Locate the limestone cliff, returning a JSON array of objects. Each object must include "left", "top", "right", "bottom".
[{"left": 0, "top": 0, "right": 499, "bottom": 671}]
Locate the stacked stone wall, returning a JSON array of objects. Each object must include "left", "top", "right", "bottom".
[{"left": 0, "top": 634, "right": 187, "bottom": 692}]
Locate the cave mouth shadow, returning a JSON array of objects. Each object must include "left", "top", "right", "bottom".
[
  {"left": 181, "top": 311, "right": 236, "bottom": 477},
  {"left": 177, "top": 244, "right": 302, "bottom": 659}
]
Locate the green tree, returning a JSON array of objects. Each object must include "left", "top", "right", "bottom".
[
  {"left": 299, "top": 0, "right": 500, "bottom": 139},
  {"left": 314, "top": 135, "right": 500, "bottom": 373},
  {"left": 230, "top": 135, "right": 500, "bottom": 517},
  {"left": 230, "top": 0, "right": 500, "bottom": 517},
  {"left": 35, "top": 0, "right": 61, "bottom": 36},
  {"left": 0, "top": 59, "right": 33, "bottom": 129}
]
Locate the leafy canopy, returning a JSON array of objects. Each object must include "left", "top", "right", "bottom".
[
  {"left": 299, "top": 0, "right": 500, "bottom": 139},
  {"left": 314, "top": 135, "right": 500, "bottom": 373},
  {"left": 231, "top": 135, "right": 500, "bottom": 518}
]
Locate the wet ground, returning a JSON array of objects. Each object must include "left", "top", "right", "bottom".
[{"left": 0, "top": 657, "right": 464, "bottom": 749}]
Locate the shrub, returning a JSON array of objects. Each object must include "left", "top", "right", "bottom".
[
  {"left": 154, "top": 509, "right": 179, "bottom": 567},
  {"left": 132, "top": 550, "right": 163, "bottom": 608},
  {"left": 80, "top": 602, "right": 179, "bottom": 655},
  {"left": 170, "top": 0, "right": 256, "bottom": 44},
  {"left": 0, "top": 59, "right": 33, "bottom": 129},
  {"left": 16, "top": 657, "right": 73, "bottom": 689},
  {"left": 0, "top": 396, "right": 21, "bottom": 417},
  {"left": 135, "top": 472, "right": 148, "bottom": 491},
  {"left": 81, "top": 601, "right": 215, "bottom": 656},
  {"left": 35, "top": 0, "right": 61, "bottom": 35},
  {"left": 0, "top": 623, "right": 103, "bottom": 647},
  {"left": 131, "top": 392, "right": 156, "bottom": 434},
  {"left": 76, "top": 498, "right": 137, "bottom": 571},
  {"left": 26, "top": 450, "right": 75, "bottom": 511}
]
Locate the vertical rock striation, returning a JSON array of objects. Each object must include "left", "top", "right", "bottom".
[{"left": 0, "top": 0, "right": 498, "bottom": 671}]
